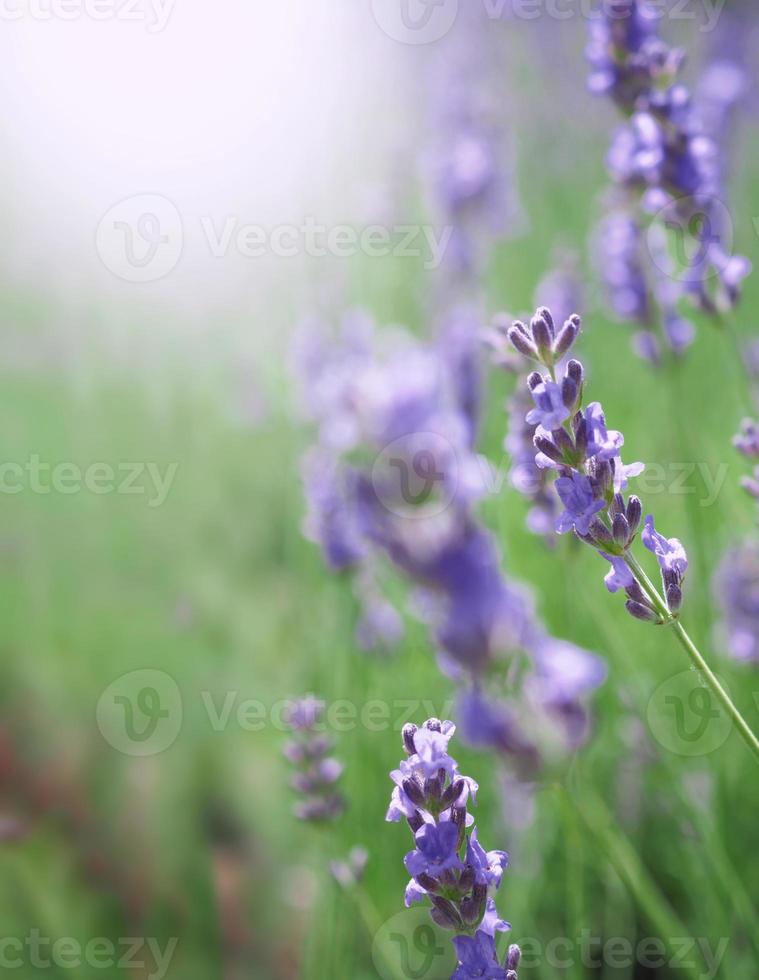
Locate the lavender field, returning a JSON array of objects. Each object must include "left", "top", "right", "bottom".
[{"left": 1, "top": 2, "right": 758, "bottom": 978}]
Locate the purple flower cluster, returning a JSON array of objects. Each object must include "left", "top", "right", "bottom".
[
  {"left": 388, "top": 719, "right": 520, "bottom": 979},
  {"left": 509, "top": 306, "right": 687, "bottom": 625},
  {"left": 587, "top": 0, "right": 751, "bottom": 355},
  {"left": 283, "top": 698, "right": 345, "bottom": 823}
]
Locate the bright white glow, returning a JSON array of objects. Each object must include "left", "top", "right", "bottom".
[{"left": 0, "top": 1, "right": 378, "bottom": 320}]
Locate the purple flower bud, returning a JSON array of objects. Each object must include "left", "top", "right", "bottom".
[
  {"left": 566, "top": 359, "right": 584, "bottom": 386},
  {"left": 625, "top": 600, "right": 662, "bottom": 624},
  {"left": 562, "top": 375, "right": 578, "bottom": 410},
  {"left": 554, "top": 318, "right": 579, "bottom": 358},
  {"left": 440, "top": 777, "right": 466, "bottom": 808},
  {"left": 666, "top": 583, "right": 683, "bottom": 614},
  {"left": 553, "top": 427, "right": 575, "bottom": 458},
  {"left": 626, "top": 496, "right": 642, "bottom": 534},
  {"left": 534, "top": 432, "right": 564, "bottom": 463},
  {"left": 507, "top": 944, "right": 521, "bottom": 971},
  {"left": 429, "top": 896, "right": 463, "bottom": 931},
  {"left": 402, "top": 723, "right": 418, "bottom": 755},
  {"left": 536, "top": 306, "right": 555, "bottom": 336},
  {"left": 416, "top": 872, "right": 441, "bottom": 893},
  {"left": 588, "top": 518, "right": 615, "bottom": 549},
  {"left": 402, "top": 778, "right": 427, "bottom": 808},
  {"left": 508, "top": 326, "right": 539, "bottom": 361},
  {"left": 531, "top": 313, "right": 553, "bottom": 356},
  {"left": 612, "top": 513, "right": 630, "bottom": 548},
  {"left": 424, "top": 718, "right": 443, "bottom": 732},
  {"left": 461, "top": 883, "right": 488, "bottom": 924},
  {"left": 610, "top": 492, "right": 625, "bottom": 516},
  {"left": 407, "top": 811, "right": 425, "bottom": 833},
  {"left": 625, "top": 579, "right": 647, "bottom": 605},
  {"left": 527, "top": 371, "right": 543, "bottom": 390}
]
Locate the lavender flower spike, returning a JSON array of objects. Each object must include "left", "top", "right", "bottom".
[
  {"left": 283, "top": 697, "right": 345, "bottom": 823},
  {"left": 508, "top": 306, "right": 685, "bottom": 624},
  {"left": 389, "top": 720, "right": 520, "bottom": 978},
  {"left": 507, "top": 306, "right": 759, "bottom": 765}
]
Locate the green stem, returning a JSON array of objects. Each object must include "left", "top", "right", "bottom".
[{"left": 625, "top": 552, "right": 759, "bottom": 766}]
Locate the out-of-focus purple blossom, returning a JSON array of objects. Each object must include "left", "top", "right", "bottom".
[
  {"left": 734, "top": 418, "right": 759, "bottom": 458},
  {"left": 354, "top": 593, "right": 404, "bottom": 653},
  {"left": 586, "top": 0, "right": 675, "bottom": 111},
  {"left": 283, "top": 698, "right": 345, "bottom": 823},
  {"left": 505, "top": 387, "right": 558, "bottom": 542},
  {"left": 424, "top": 8, "right": 522, "bottom": 280},
  {"left": 389, "top": 721, "right": 519, "bottom": 976},
  {"left": 714, "top": 543, "right": 759, "bottom": 664},
  {"left": 301, "top": 449, "right": 365, "bottom": 571},
  {"left": 588, "top": 0, "right": 751, "bottom": 353},
  {"left": 595, "top": 211, "right": 651, "bottom": 326},
  {"left": 296, "top": 311, "right": 603, "bottom": 762}
]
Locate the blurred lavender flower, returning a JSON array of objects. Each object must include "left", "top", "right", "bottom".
[
  {"left": 587, "top": 0, "right": 751, "bottom": 355},
  {"left": 388, "top": 719, "right": 520, "bottom": 978},
  {"left": 714, "top": 543, "right": 759, "bottom": 664},
  {"left": 734, "top": 418, "right": 759, "bottom": 459},
  {"left": 283, "top": 698, "right": 345, "bottom": 823},
  {"left": 586, "top": 0, "right": 674, "bottom": 111},
  {"left": 423, "top": 4, "right": 522, "bottom": 281},
  {"left": 508, "top": 306, "right": 687, "bottom": 625},
  {"left": 295, "top": 310, "right": 605, "bottom": 764},
  {"left": 505, "top": 386, "right": 558, "bottom": 541}
]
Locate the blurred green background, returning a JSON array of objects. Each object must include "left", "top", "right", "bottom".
[{"left": 0, "top": 3, "right": 758, "bottom": 979}]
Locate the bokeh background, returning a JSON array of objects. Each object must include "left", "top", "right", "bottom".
[{"left": 1, "top": 1, "right": 758, "bottom": 977}]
